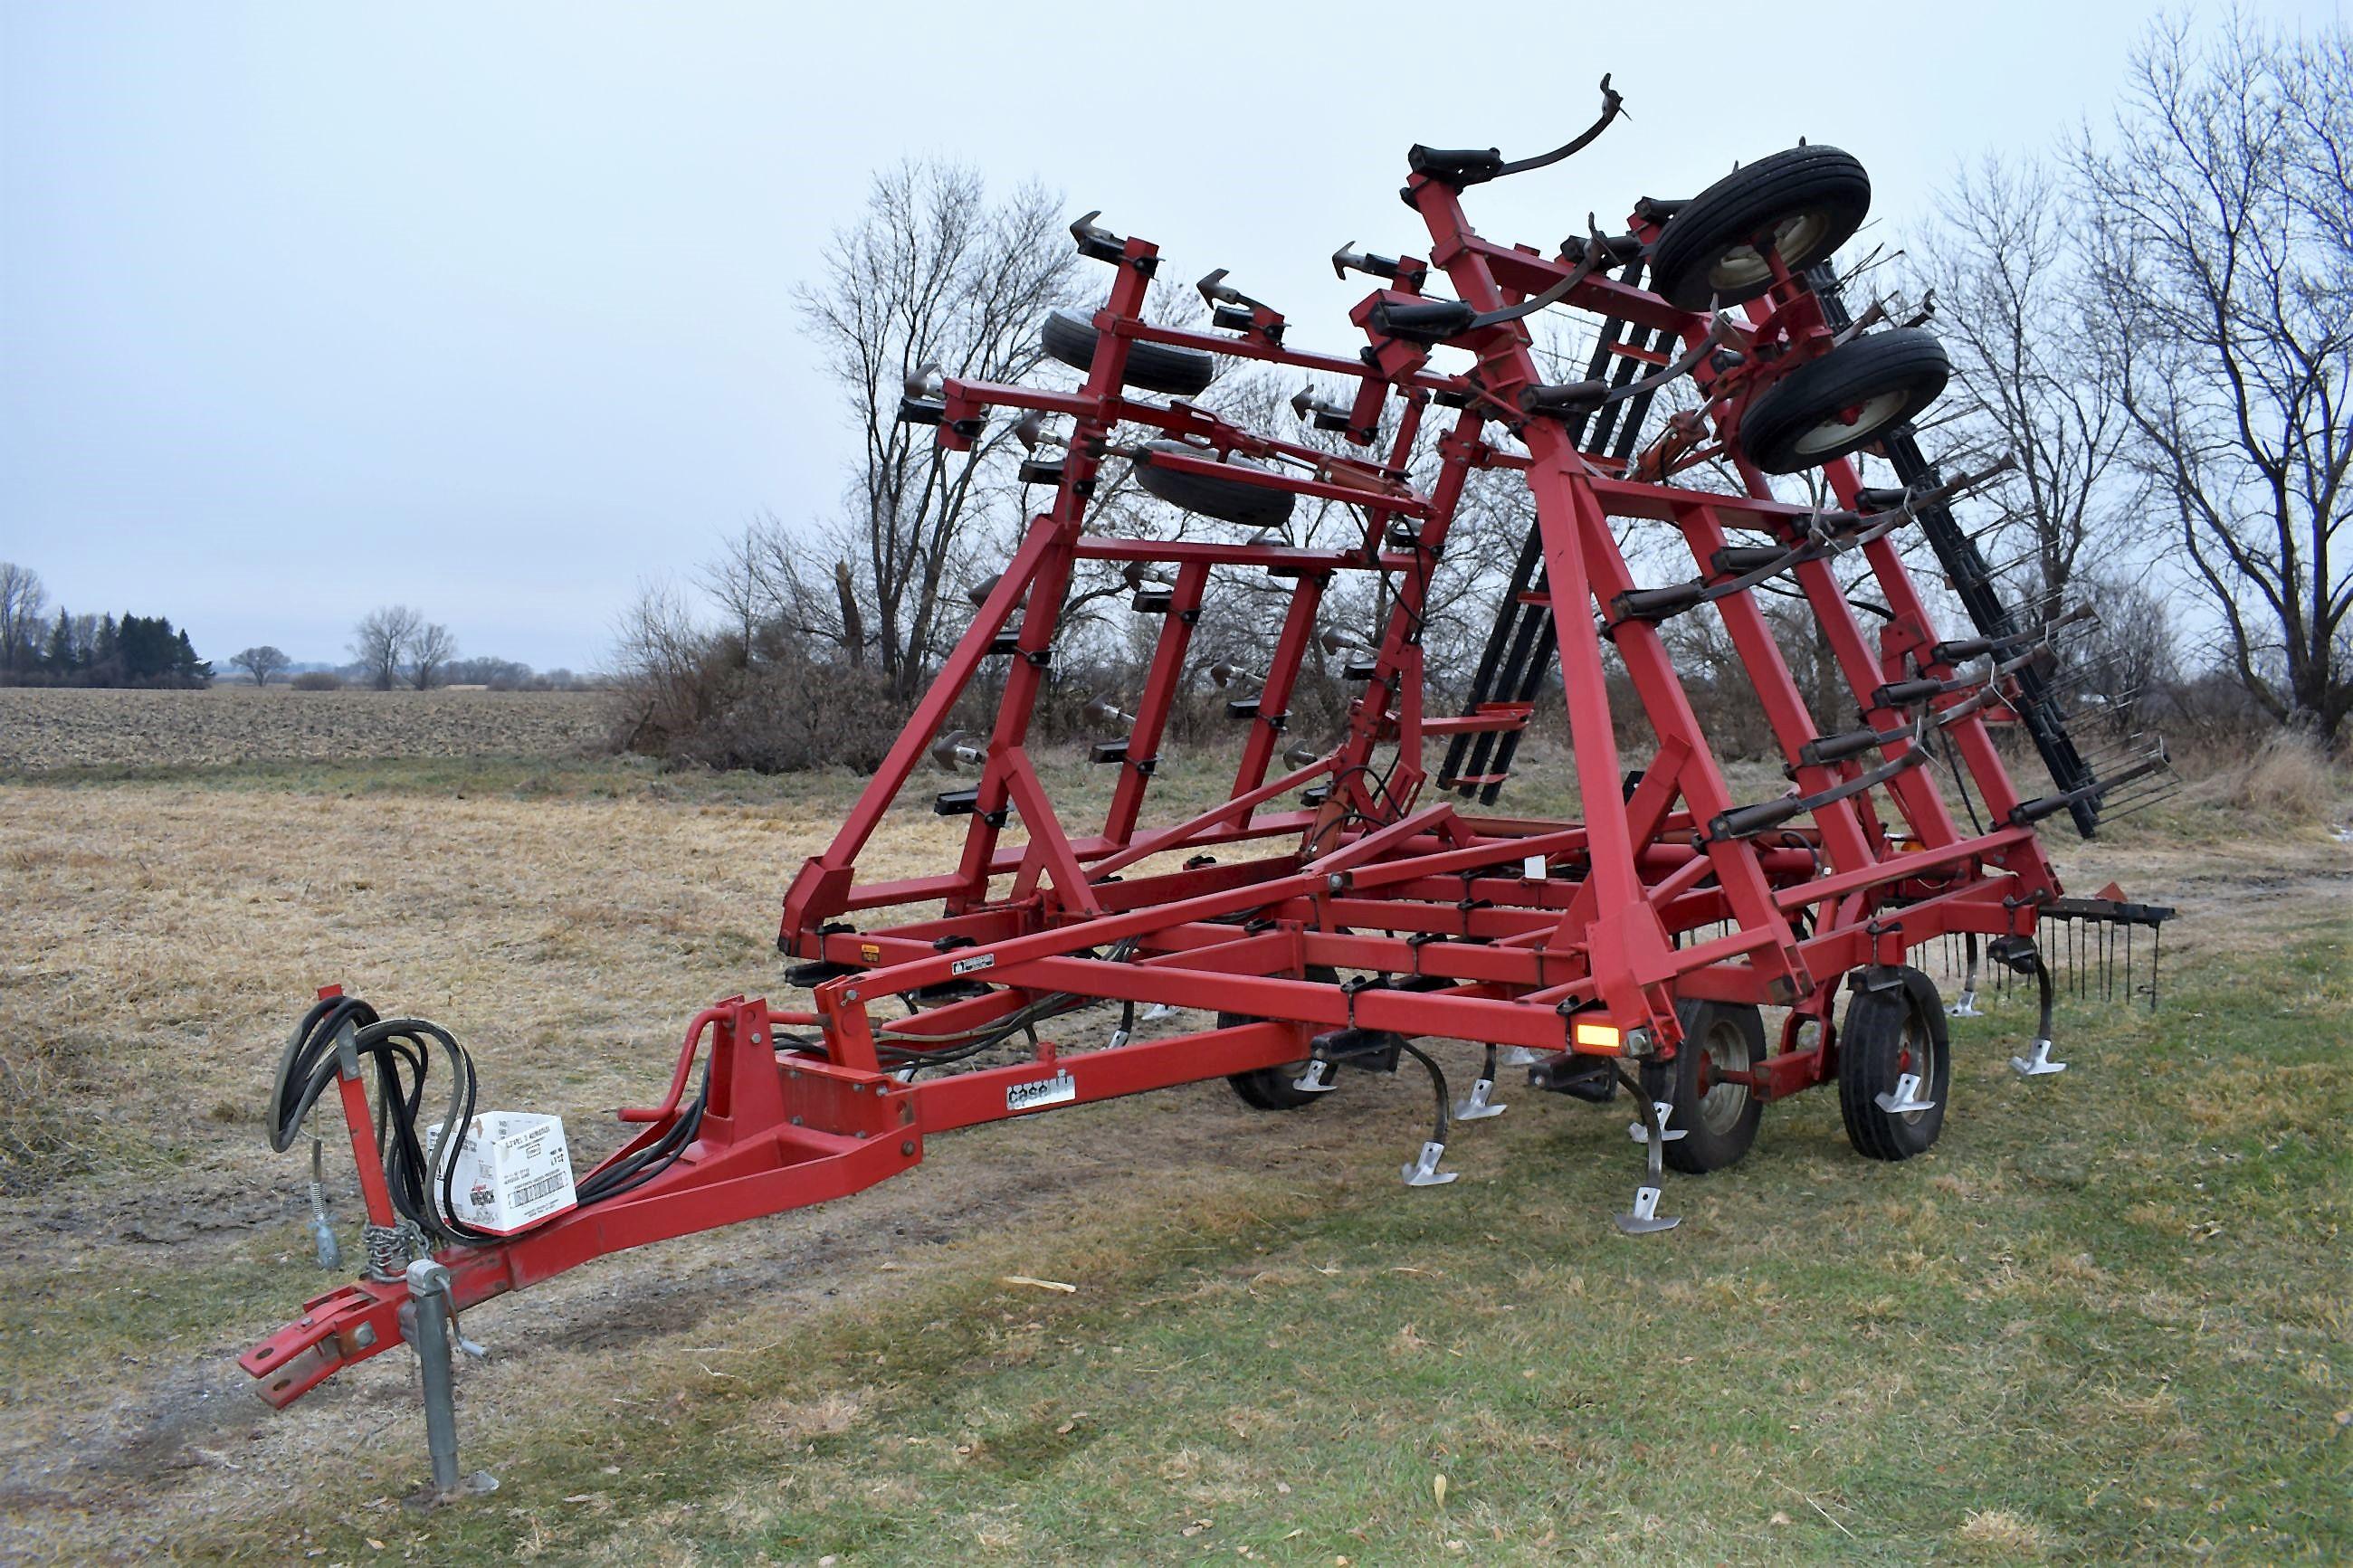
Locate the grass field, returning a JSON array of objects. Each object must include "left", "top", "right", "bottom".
[{"left": 0, "top": 689, "right": 2346, "bottom": 1564}]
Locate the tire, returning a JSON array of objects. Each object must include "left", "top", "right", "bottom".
[
  {"left": 1219, "top": 965, "right": 1338, "bottom": 1111},
  {"left": 1837, "top": 968, "right": 1950, "bottom": 1162},
  {"left": 1737, "top": 328, "right": 1950, "bottom": 473},
  {"left": 1648, "top": 146, "right": 1872, "bottom": 311},
  {"left": 1133, "top": 442, "right": 1298, "bottom": 531},
  {"left": 1662, "top": 1000, "right": 1766, "bottom": 1174},
  {"left": 1040, "top": 307, "right": 1217, "bottom": 396}
]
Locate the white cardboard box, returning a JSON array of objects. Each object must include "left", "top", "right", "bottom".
[{"left": 424, "top": 1111, "right": 577, "bottom": 1235}]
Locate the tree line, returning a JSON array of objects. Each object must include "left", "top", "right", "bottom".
[
  {"left": 0, "top": 565, "right": 587, "bottom": 693},
  {"left": 0, "top": 563, "right": 211, "bottom": 688},
  {"left": 612, "top": 13, "right": 2348, "bottom": 777}
]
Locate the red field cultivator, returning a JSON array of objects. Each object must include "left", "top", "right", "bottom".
[{"left": 245, "top": 85, "right": 2172, "bottom": 1492}]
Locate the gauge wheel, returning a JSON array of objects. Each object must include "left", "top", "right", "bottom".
[
  {"left": 1648, "top": 145, "right": 1872, "bottom": 310},
  {"left": 1219, "top": 965, "right": 1338, "bottom": 1110},
  {"left": 1662, "top": 1000, "right": 1767, "bottom": 1174},
  {"left": 1737, "top": 328, "right": 1950, "bottom": 473},
  {"left": 1041, "top": 307, "right": 1217, "bottom": 396},
  {"left": 1837, "top": 967, "right": 1952, "bottom": 1161},
  {"left": 1133, "top": 442, "right": 1298, "bottom": 530}
]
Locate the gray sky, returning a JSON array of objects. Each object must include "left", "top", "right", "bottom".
[{"left": 3, "top": 0, "right": 2334, "bottom": 670}]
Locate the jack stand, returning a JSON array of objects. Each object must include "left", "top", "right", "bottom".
[
  {"left": 1453, "top": 1077, "right": 1506, "bottom": 1120},
  {"left": 1290, "top": 1059, "right": 1338, "bottom": 1094},
  {"left": 1625, "top": 1099, "right": 1686, "bottom": 1144},
  {"left": 1946, "top": 988, "right": 1984, "bottom": 1019},
  {"left": 2010, "top": 1037, "right": 2067, "bottom": 1077},
  {"left": 1401, "top": 1140, "right": 1458, "bottom": 1186},
  {"left": 400, "top": 1259, "right": 497, "bottom": 1505},
  {"left": 1873, "top": 1072, "right": 1938, "bottom": 1115}
]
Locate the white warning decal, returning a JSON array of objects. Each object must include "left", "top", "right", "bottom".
[{"left": 951, "top": 952, "right": 996, "bottom": 977}]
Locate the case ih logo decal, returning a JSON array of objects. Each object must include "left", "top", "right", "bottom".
[{"left": 1005, "top": 1069, "right": 1075, "bottom": 1113}]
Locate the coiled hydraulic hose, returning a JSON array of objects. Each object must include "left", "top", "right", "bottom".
[{"left": 267, "top": 993, "right": 708, "bottom": 1249}]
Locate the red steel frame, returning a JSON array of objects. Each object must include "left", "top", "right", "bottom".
[{"left": 245, "top": 147, "right": 2075, "bottom": 1408}]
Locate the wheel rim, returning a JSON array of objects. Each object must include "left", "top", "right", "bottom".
[
  {"left": 1694, "top": 1016, "right": 1752, "bottom": 1136},
  {"left": 1706, "top": 211, "right": 1831, "bottom": 296},
  {"left": 1792, "top": 386, "right": 1910, "bottom": 456},
  {"left": 1892, "top": 1012, "right": 1939, "bottom": 1126}
]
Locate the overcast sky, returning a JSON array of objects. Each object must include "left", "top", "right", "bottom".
[{"left": 2, "top": 1, "right": 2336, "bottom": 670}]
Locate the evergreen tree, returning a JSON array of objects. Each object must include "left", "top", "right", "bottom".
[{"left": 43, "top": 610, "right": 74, "bottom": 675}]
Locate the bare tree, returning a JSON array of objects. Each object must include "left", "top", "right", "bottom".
[
  {"left": 0, "top": 563, "right": 46, "bottom": 678},
  {"left": 2077, "top": 18, "right": 2353, "bottom": 740},
  {"left": 231, "top": 645, "right": 291, "bottom": 686},
  {"left": 1912, "top": 155, "right": 2142, "bottom": 625},
  {"left": 351, "top": 605, "right": 421, "bottom": 690},
  {"left": 406, "top": 622, "right": 457, "bottom": 689},
  {"left": 795, "top": 160, "right": 1084, "bottom": 698}
]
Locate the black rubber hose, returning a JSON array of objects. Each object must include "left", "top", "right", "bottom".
[
  {"left": 1396, "top": 1041, "right": 1453, "bottom": 1146},
  {"left": 267, "top": 995, "right": 708, "bottom": 1250}
]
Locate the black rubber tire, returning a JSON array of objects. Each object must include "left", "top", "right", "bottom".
[
  {"left": 1219, "top": 965, "right": 1338, "bottom": 1111},
  {"left": 1662, "top": 1000, "right": 1766, "bottom": 1174},
  {"left": 1737, "top": 328, "right": 1950, "bottom": 474},
  {"left": 1040, "top": 307, "right": 1217, "bottom": 396},
  {"left": 1133, "top": 442, "right": 1298, "bottom": 531},
  {"left": 1837, "top": 968, "right": 1951, "bottom": 1162},
  {"left": 1648, "top": 145, "right": 1872, "bottom": 311}
]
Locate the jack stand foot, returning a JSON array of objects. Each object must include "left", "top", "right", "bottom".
[
  {"left": 1290, "top": 1059, "right": 1338, "bottom": 1094},
  {"left": 2010, "top": 1037, "right": 2067, "bottom": 1077},
  {"left": 1873, "top": 1072, "right": 1939, "bottom": 1115},
  {"left": 1500, "top": 1046, "right": 1546, "bottom": 1068},
  {"left": 1626, "top": 1099, "right": 1686, "bottom": 1145},
  {"left": 1614, "top": 1184, "right": 1679, "bottom": 1234},
  {"left": 407, "top": 1470, "right": 500, "bottom": 1509},
  {"left": 1453, "top": 1077, "right": 1506, "bottom": 1121},
  {"left": 1401, "top": 1140, "right": 1458, "bottom": 1187},
  {"left": 1947, "top": 989, "right": 1984, "bottom": 1019}
]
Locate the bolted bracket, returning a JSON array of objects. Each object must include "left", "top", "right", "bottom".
[
  {"left": 1401, "top": 1140, "right": 1458, "bottom": 1187},
  {"left": 1452, "top": 1077, "right": 1506, "bottom": 1121},
  {"left": 1614, "top": 1183, "right": 1680, "bottom": 1234},
  {"left": 1873, "top": 1072, "right": 1939, "bottom": 1115},
  {"left": 1625, "top": 1099, "right": 1686, "bottom": 1144},
  {"left": 2010, "top": 1037, "right": 2067, "bottom": 1077}
]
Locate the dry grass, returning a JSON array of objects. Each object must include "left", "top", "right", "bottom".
[
  {"left": 0, "top": 778, "right": 972, "bottom": 1192},
  {"left": 0, "top": 742, "right": 2346, "bottom": 1563},
  {"left": 2209, "top": 730, "right": 2349, "bottom": 822},
  {"left": 0, "top": 686, "right": 611, "bottom": 773}
]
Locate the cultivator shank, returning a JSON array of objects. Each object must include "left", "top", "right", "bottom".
[{"left": 246, "top": 91, "right": 2171, "bottom": 1431}]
